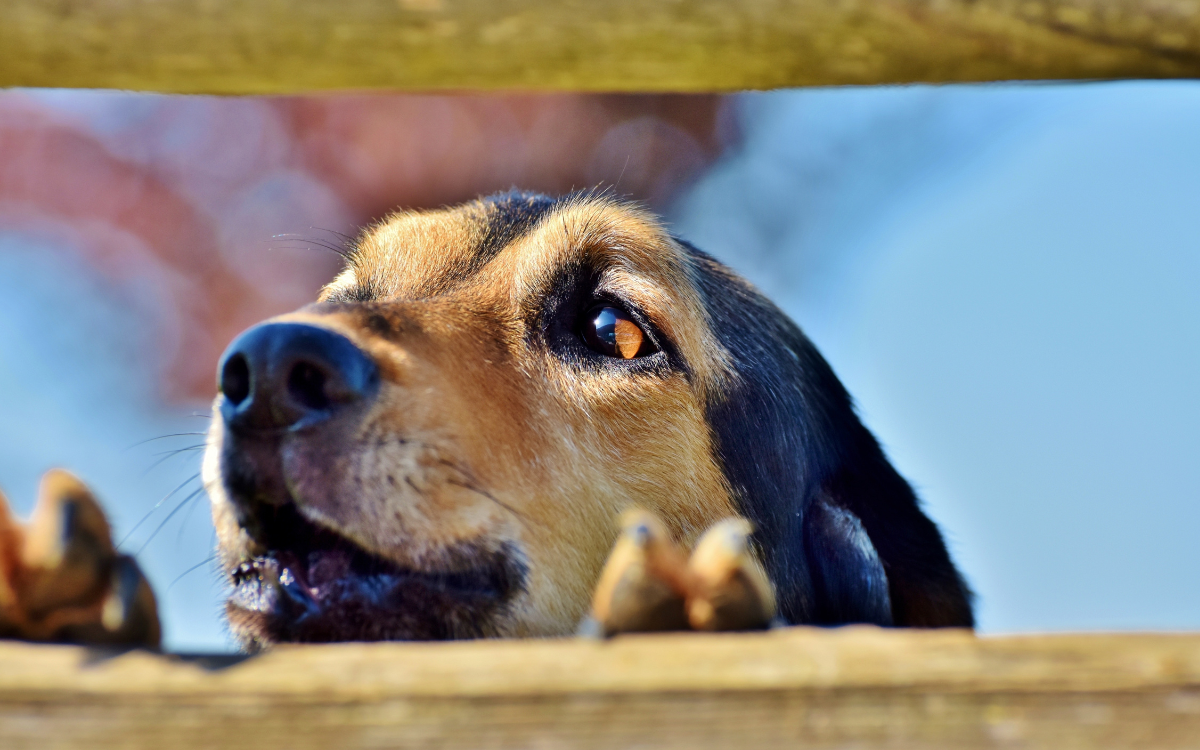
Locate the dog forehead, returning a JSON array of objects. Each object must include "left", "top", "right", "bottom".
[
  {"left": 327, "top": 192, "right": 733, "bottom": 394},
  {"left": 344, "top": 192, "right": 560, "bottom": 299},
  {"left": 343, "top": 193, "right": 704, "bottom": 299}
]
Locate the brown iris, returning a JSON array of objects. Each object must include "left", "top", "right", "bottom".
[{"left": 581, "top": 306, "right": 653, "bottom": 359}]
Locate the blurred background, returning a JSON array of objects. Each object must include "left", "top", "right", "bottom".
[{"left": 0, "top": 82, "right": 1196, "bottom": 651}]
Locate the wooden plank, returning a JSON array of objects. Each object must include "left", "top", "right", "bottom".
[
  {"left": 2, "top": 0, "right": 1200, "bottom": 94},
  {"left": 2, "top": 628, "right": 1200, "bottom": 748}
]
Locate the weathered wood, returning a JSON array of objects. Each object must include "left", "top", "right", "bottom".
[
  {"left": 2, "top": 0, "right": 1200, "bottom": 93},
  {"left": 2, "top": 628, "right": 1200, "bottom": 748}
]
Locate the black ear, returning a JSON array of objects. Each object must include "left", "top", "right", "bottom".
[
  {"left": 682, "top": 241, "right": 974, "bottom": 628},
  {"left": 804, "top": 496, "right": 892, "bottom": 626}
]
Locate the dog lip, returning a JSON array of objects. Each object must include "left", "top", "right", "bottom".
[
  {"left": 232, "top": 546, "right": 515, "bottom": 601},
  {"left": 232, "top": 502, "right": 516, "bottom": 598},
  {"left": 226, "top": 500, "right": 526, "bottom": 641}
]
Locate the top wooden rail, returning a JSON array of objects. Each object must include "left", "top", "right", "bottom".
[
  {"left": 3, "top": 627, "right": 1200, "bottom": 748},
  {"left": 3, "top": 0, "right": 1200, "bottom": 94}
]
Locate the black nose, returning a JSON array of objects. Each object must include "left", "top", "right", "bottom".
[{"left": 217, "top": 323, "right": 379, "bottom": 432}]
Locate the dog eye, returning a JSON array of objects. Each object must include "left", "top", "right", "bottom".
[{"left": 581, "top": 306, "right": 656, "bottom": 359}]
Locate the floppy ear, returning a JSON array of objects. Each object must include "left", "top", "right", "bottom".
[
  {"left": 683, "top": 242, "right": 973, "bottom": 628},
  {"left": 804, "top": 495, "right": 892, "bottom": 626}
]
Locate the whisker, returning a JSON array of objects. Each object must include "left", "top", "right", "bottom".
[
  {"left": 443, "top": 477, "right": 527, "bottom": 523},
  {"left": 118, "top": 472, "right": 201, "bottom": 550},
  {"left": 266, "top": 235, "right": 354, "bottom": 261},
  {"left": 124, "top": 432, "right": 208, "bottom": 451},
  {"left": 166, "top": 554, "right": 218, "bottom": 594},
  {"left": 175, "top": 481, "right": 207, "bottom": 547},
  {"left": 141, "top": 445, "right": 206, "bottom": 476},
  {"left": 429, "top": 454, "right": 531, "bottom": 524},
  {"left": 150, "top": 444, "right": 206, "bottom": 457},
  {"left": 270, "top": 236, "right": 349, "bottom": 252},
  {"left": 267, "top": 242, "right": 352, "bottom": 261},
  {"left": 614, "top": 156, "right": 632, "bottom": 190},
  {"left": 310, "top": 226, "right": 357, "bottom": 243},
  {"left": 135, "top": 485, "right": 209, "bottom": 557}
]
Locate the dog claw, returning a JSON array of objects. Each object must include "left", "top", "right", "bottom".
[
  {"left": 98, "top": 555, "right": 162, "bottom": 645},
  {"left": 589, "top": 508, "right": 692, "bottom": 636},
  {"left": 686, "top": 518, "right": 776, "bottom": 632},
  {"left": 584, "top": 511, "right": 777, "bottom": 637},
  {"left": 0, "top": 470, "right": 160, "bottom": 647},
  {"left": 0, "top": 489, "right": 22, "bottom": 635},
  {"left": 21, "top": 470, "right": 116, "bottom": 616}
]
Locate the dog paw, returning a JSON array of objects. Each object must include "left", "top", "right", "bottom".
[
  {"left": 587, "top": 509, "right": 693, "bottom": 636},
  {"left": 686, "top": 517, "right": 776, "bottom": 632},
  {"left": 0, "top": 470, "right": 160, "bottom": 647},
  {"left": 586, "top": 509, "right": 775, "bottom": 637}
]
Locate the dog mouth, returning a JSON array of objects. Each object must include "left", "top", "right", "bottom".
[{"left": 226, "top": 499, "right": 526, "bottom": 645}]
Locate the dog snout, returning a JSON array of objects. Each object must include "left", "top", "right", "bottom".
[{"left": 218, "top": 322, "right": 380, "bottom": 432}]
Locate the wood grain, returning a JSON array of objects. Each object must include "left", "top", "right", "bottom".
[
  {"left": 3, "top": 628, "right": 1200, "bottom": 748},
  {"left": 3, "top": 0, "right": 1200, "bottom": 93}
]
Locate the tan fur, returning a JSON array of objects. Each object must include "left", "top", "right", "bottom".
[
  {"left": 207, "top": 196, "right": 740, "bottom": 638},
  {"left": 0, "top": 470, "right": 160, "bottom": 646}
]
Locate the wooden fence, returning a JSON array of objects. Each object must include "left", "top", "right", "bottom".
[
  {"left": 3, "top": 627, "right": 1200, "bottom": 748},
  {"left": 3, "top": 3, "right": 1199, "bottom": 749},
  {"left": 3, "top": 0, "right": 1200, "bottom": 93}
]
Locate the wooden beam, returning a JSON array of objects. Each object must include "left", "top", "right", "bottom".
[
  {"left": 2, "top": 0, "right": 1200, "bottom": 93},
  {"left": 3, "top": 628, "right": 1200, "bottom": 748}
]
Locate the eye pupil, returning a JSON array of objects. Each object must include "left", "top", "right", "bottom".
[{"left": 582, "top": 306, "right": 651, "bottom": 359}]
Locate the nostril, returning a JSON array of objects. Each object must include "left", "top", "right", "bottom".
[
  {"left": 287, "top": 361, "right": 331, "bottom": 411},
  {"left": 222, "top": 353, "right": 251, "bottom": 406},
  {"left": 218, "top": 322, "right": 378, "bottom": 431}
]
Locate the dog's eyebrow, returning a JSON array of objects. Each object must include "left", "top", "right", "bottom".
[
  {"left": 471, "top": 192, "right": 561, "bottom": 272},
  {"left": 325, "top": 192, "right": 562, "bottom": 302}
]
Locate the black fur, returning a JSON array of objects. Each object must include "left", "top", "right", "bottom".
[
  {"left": 473, "top": 191, "right": 561, "bottom": 264},
  {"left": 805, "top": 495, "right": 893, "bottom": 626},
  {"left": 684, "top": 243, "right": 974, "bottom": 627},
  {"left": 472, "top": 190, "right": 972, "bottom": 627}
]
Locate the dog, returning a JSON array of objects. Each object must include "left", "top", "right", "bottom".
[
  {"left": 202, "top": 191, "right": 973, "bottom": 650},
  {"left": 0, "top": 191, "right": 972, "bottom": 648}
]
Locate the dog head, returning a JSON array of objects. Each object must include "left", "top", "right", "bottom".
[
  {"left": 204, "top": 192, "right": 746, "bottom": 647},
  {"left": 205, "top": 191, "right": 973, "bottom": 649}
]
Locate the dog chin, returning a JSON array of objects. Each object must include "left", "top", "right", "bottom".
[{"left": 222, "top": 499, "right": 527, "bottom": 648}]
